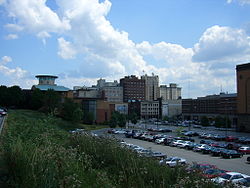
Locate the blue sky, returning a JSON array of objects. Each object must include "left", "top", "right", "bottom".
[{"left": 0, "top": 0, "right": 250, "bottom": 98}]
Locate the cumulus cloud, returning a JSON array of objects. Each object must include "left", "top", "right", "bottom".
[
  {"left": 1, "top": 0, "right": 249, "bottom": 97},
  {"left": 57, "top": 37, "right": 77, "bottom": 59},
  {"left": 1, "top": 56, "right": 12, "bottom": 64},
  {"left": 192, "top": 25, "right": 250, "bottom": 62},
  {"left": 3, "top": 0, "right": 70, "bottom": 36}
]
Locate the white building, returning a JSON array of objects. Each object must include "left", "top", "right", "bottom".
[{"left": 160, "top": 83, "right": 181, "bottom": 100}]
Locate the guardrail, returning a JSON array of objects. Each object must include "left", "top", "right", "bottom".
[{"left": 0, "top": 116, "right": 6, "bottom": 135}]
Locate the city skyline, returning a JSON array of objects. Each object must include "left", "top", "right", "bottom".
[{"left": 0, "top": 0, "right": 250, "bottom": 98}]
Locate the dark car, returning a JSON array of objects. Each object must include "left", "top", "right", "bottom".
[
  {"left": 202, "top": 146, "right": 213, "bottom": 154},
  {"left": 163, "top": 137, "right": 175, "bottom": 146},
  {"left": 225, "top": 143, "right": 242, "bottom": 150},
  {"left": 212, "top": 135, "right": 226, "bottom": 141},
  {"left": 183, "top": 131, "right": 199, "bottom": 137},
  {"left": 210, "top": 147, "right": 226, "bottom": 157},
  {"left": 221, "top": 150, "right": 243, "bottom": 159},
  {"left": 225, "top": 136, "right": 239, "bottom": 142},
  {"left": 247, "top": 156, "right": 250, "bottom": 164},
  {"left": 202, "top": 168, "right": 228, "bottom": 179},
  {"left": 185, "top": 142, "right": 199, "bottom": 150},
  {"left": 200, "top": 140, "right": 213, "bottom": 145}
]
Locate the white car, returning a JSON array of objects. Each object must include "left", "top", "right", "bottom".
[
  {"left": 178, "top": 141, "right": 192, "bottom": 148},
  {"left": 170, "top": 140, "right": 185, "bottom": 147},
  {"left": 212, "top": 172, "right": 250, "bottom": 184},
  {"left": 160, "top": 157, "right": 186, "bottom": 167},
  {"left": 155, "top": 137, "right": 165, "bottom": 144}
]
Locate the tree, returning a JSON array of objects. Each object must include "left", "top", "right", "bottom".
[
  {"left": 30, "top": 88, "right": 44, "bottom": 110},
  {"left": 117, "top": 113, "right": 126, "bottom": 128},
  {"left": 129, "top": 112, "right": 139, "bottom": 125},
  {"left": 201, "top": 116, "right": 209, "bottom": 126},
  {"left": 0, "top": 85, "right": 8, "bottom": 107},
  {"left": 215, "top": 116, "right": 224, "bottom": 127},
  {"left": 43, "top": 89, "right": 61, "bottom": 115},
  {"left": 61, "top": 98, "right": 83, "bottom": 122},
  {"left": 109, "top": 111, "right": 119, "bottom": 128},
  {"left": 8, "top": 86, "right": 24, "bottom": 108}
]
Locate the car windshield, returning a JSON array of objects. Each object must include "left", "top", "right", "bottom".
[{"left": 221, "top": 174, "right": 232, "bottom": 180}]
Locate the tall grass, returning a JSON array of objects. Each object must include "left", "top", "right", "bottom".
[{"left": 1, "top": 110, "right": 224, "bottom": 188}]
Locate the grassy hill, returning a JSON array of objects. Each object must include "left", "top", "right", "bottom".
[{"left": 0, "top": 110, "right": 223, "bottom": 188}]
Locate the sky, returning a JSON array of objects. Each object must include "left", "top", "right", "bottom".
[{"left": 0, "top": 0, "right": 250, "bottom": 98}]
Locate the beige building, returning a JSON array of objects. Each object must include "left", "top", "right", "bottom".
[
  {"left": 101, "top": 86, "right": 123, "bottom": 102},
  {"left": 141, "top": 101, "right": 159, "bottom": 119},
  {"left": 160, "top": 83, "right": 181, "bottom": 100},
  {"left": 73, "top": 88, "right": 100, "bottom": 98},
  {"left": 162, "top": 100, "right": 182, "bottom": 118},
  {"left": 141, "top": 74, "right": 160, "bottom": 101}
]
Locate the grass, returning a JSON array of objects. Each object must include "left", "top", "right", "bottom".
[{"left": 0, "top": 110, "right": 229, "bottom": 188}]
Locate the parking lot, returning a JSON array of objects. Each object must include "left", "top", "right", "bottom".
[{"left": 95, "top": 123, "right": 250, "bottom": 176}]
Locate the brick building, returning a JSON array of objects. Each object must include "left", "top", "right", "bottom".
[
  {"left": 120, "top": 75, "right": 145, "bottom": 102},
  {"left": 236, "top": 63, "right": 250, "bottom": 131}
]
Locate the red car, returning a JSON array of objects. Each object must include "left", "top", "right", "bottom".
[
  {"left": 225, "top": 136, "right": 238, "bottom": 142},
  {"left": 238, "top": 146, "right": 250, "bottom": 154},
  {"left": 202, "top": 168, "right": 228, "bottom": 179}
]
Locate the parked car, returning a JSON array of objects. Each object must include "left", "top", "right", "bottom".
[
  {"left": 238, "top": 146, "right": 250, "bottom": 155},
  {"left": 212, "top": 134, "right": 226, "bottom": 141},
  {"left": 163, "top": 137, "right": 175, "bottom": 146},
  {"left": 202, "top": 168, "right": 228, "bottom": 179},
  {"left": 221, "top": 150, "right": 243, "bottom": 159},
  {"left": 0, "top": 108, "right": 7, "bottom": 116},
  {"left": 225, "top": 136, "right": 239, "bottom": 142},
  {"left": 178, "top": 141, "right": 193, "bottom": 149},
  {"left": 212, "top": 172, "right": 249, "bottom": 184},
  {"left": 237, "top": 177, "right": 250, "bottom": 188},
  {"left": 210, "top": 148, "right": 227, "bottom": 157},
  {"left": 149, "top": 151, "right": 166, "bottom": 159},
  {"left": 169, "top": 140, "right": 185, "bottom": 147},
  {"left": 202, "top": 146, "right": 213, "bottom": 154},
  {"left": 159, "top": 157, "right": 186, "bottom": 167},
  {"left": 183, "top": 131, "right": 199, "bottom": 137},
  {"left": 185, "top": 142, "right": 199, "bottom": 150},
  {"left": 186, "top": 163, "right": 217, "bottom": 172},
  {"left": 155, "top": 137, "right": 166, "bottom": 144},
  {"left": 247, "top": 156, "right": 250, "bottom": 164},
  {"left": 193, "top": 144, "right": 208, "bottom": 152}
]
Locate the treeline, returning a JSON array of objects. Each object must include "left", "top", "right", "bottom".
[{"left": 0, "top": 85, "right": 83, "bottom": 123}]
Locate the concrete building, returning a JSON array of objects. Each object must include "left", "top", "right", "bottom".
[
  {"left": 160, "top": 83, "right": 181, "bottom": 100},
  {"left": 236, "top": 63, "right": 250, "bottom": 132},
  {"left": 162, "top": 100, "right": 182, "bottom": 118},
  {"left": 73, "top": 88, "right": 100, "bottom": 99},
  {"left": 120, "top": 75, "right": 145, "bottom": 102},
  {"left": 141, "top": 74, "right": 160, "bottom": 101},
  {"left": 141, "top": 100, "right": 160, "bottom": 119},
  {"left": 182, "top": 93, "right": 237, "bottom": 126}
]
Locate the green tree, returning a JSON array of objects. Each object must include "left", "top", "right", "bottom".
[
  {"left": 6, "top": 85, "right": 24, "bottom": 108},
  {"left": 118, "top": 113, "right": 126, "bottom": 128},
  {"left": 129, "top": 112, "right": 139, "bottom": 125},
  {"left": 30, "top": 88, "right": 44, "bottom": 110},
  {"left": 0, "top": 85, "right": 8, "bottom": 107},
  {"left": 61, "top": 98, "right": 83, "bottom": 122},
  {"left": 201, "top": 116, "right": 209, "bottom": 126},
  {"left": 43, "top": 89, "right": 61, "bottom": 115},
  {"left": 215, "top": 116, "right": 224, "bottom": 127},
  {"left": 109, "top": 111, "right": 119, "bottom": 128}
]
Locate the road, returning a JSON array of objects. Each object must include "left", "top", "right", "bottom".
[{"left": 0, "top": 116, "right": 4, "bottom": 134}]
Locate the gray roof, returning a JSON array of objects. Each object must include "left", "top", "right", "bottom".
[{"left": 33, "top": 85, "right": 70, "bottom": 92}]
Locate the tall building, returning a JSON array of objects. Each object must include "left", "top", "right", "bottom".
[
  {"left": 141, "top": 74, "right": 160, "bottom": 101},
  {"left": 96, "top": 79, "right": 123, "bottom": 102},
  {"left": 160, "top": 83, "right": 181, "bottom": 100},
  {"left": 236, "top": 63, "right": 250, "bottom": 131},
  {"left": 120, "top": 75, "right": 145, "bottom": 102}
]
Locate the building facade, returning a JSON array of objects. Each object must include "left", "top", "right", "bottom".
[
  {"left": 141, "top": 101, "right": 160, "bottom": 119},
  {"left": 120, "top": 75, "right": 145, "bottom": 102},
  {"left": 182, "top": 93, "right": 237, "bottom": 126},
  {"left": 141, "top": 74, "right": 160, "bottom": 101},
  {"left": 236, "top": 63, "right": 250, "bottom": 132},
  {"left": 162, "top": 100, "right": 182, "bottom": 118},
  {"left": 160, "top": 83, "right": 181, "bottom": 100}
]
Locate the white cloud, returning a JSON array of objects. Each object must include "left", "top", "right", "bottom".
[
  {"left": 4, "top": 23, "right": 23, "bottom": 31},
  {"left": 192, "top": 25, "right": 250, "bottom": 62},
  {"left": 1, "top": 56, "right": 12, "bottom": 64},
  {"left": 57, "top": 37, "right": 77, "bottom": 59},
  {"left": 4, "top": 0, "right": 70, "bottom": 35},
  {"left": 5, "top": 34, "right": 18, "bottom": 40},
  {"left": 1, "top": 1, "right": 249, "bottom": 97},
  {"left": 227, "top": 0, "right": 250, "bottom": 5}
]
